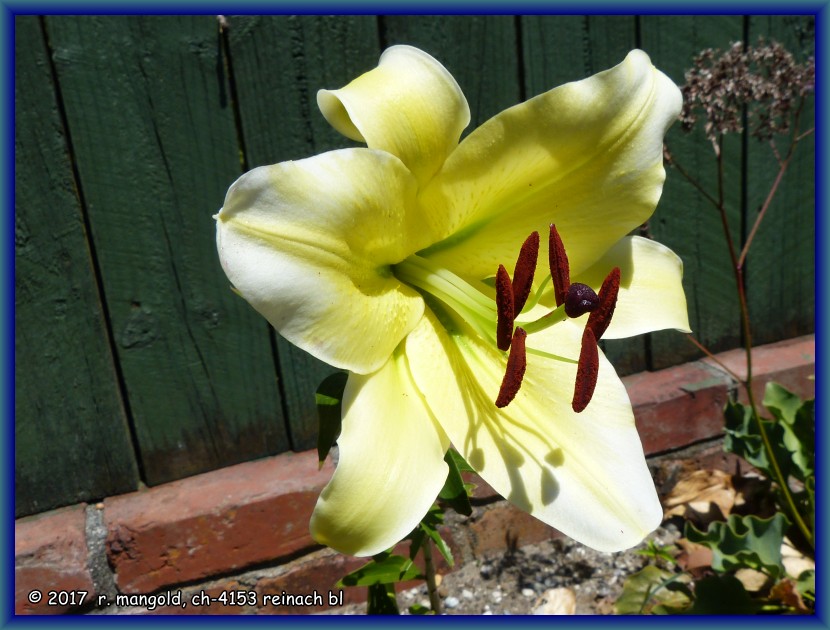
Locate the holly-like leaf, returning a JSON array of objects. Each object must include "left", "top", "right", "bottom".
[
  {"left": 438, "top": 449, "right": 473, "bottom": 516},
  {"left": 337, "top": 554, "right": 423, "bottom": 587},
  {"left": 685, "top": 513, "right": 789, "bottom": 578},
  {"left": 615, "top": 565, "right": 692, "bottom": 614},
  {"left": 763, "top": 383, "right": 814, "bottom": 482},
  {"left": 315, "top": 372, "right": 347, "bottom": 465},
  {"left": 723, "top": 399, "right": 793, "bottom": 482}
]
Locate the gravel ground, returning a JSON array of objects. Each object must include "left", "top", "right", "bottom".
[{"left": 331, "top": 524, "right": 681, "bottom": 615}]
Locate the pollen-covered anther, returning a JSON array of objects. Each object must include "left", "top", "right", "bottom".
[
  {"left": 512, "top": 231, "right": 540, "bottom": 315},
  {"left": 496, "top": 327, "right": 527, "bottom": 408},
  {"left": 564, "top": 283, "right": 599, "bottom": 318},
  {"left": 586, "top": 267, "right": 621, "bottom": 341},
  {"left": 495, "top": 264, "right": 515, "bottom": 351},
  {"left": 548, "top": 224, "right": 571, "bottom": 307},
  {"left": 572, "top": 327, "right": 599, "bottom": 413}
]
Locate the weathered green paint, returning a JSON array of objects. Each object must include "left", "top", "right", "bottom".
[
  {"left": 43, "top": 15, "right": 288, "bottom": 485},
  {"left": 14, "top": 15, "right": 814, "bottom": 515},
  {"left": 226, "top": 15, "right": 380, "bottom": 450},
  {"left": 14, "top": 16, "right": 138, "bottom": 516},
  {"left": 744, "top": 16, "right": 815, "bottom": 346},
  {"left": 641, "top": 16, "right": 746, "bottom": 370}
]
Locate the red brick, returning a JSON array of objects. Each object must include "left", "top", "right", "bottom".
[
  {"left": 468, "top": 502, "right": 562, "bottom": 558},
  {"left": 702, "top": 334, "right": 815, "bottom": 406},
  {"left": 625, "top": 360, "right": 730, "bottom": 454},
  {"left": 104, "top": 450, "right": 334, "bottom": 594},
  {"left": 15, "top": 504, "right": 95, "bottom": 614},
  {"left": 255, "top": 548, "right": 366, "bottom": 614}
]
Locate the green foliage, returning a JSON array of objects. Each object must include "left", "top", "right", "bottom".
[
  {"left": 315, "top": 372, "right": 347, "bottom": 465},
  {"left": 636, "top": 540, "right": 678, "bottom": 566},
  {"left": 615, "top": 566, "right": 692, "bottom": 614},
  {"left": 686, "top": 575, "right": 760, "bottom": 614},
  {"left": 408, "top": 506, "right": 454, "bottom": 567},
  {"left": 763, "top": 382, "right": 814, "bottom": 481},
  {"left": 685, "top": 513, "right": 789, "bottom": 578},
  {"left": 337, "top": 552, "right": 423, "bottom": 588},
  {"left": 366, "top": 583, "right": 400, "bottom": 615},
  {"left": 438, "top": 449, "right": 475, "bottom": 516}
]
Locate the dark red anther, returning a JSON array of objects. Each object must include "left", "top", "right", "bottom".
[
  {"left": 586, "top": 267, "right": 621, "bottom": 341},
  {"left": 496, "top": 327, "right": 527, "bottom": 408},
  {"left": 572, "top": 327, "right": 599, "bottom": 413},
  {"left": 565, "top": 283, "right": 599, "bottom": 318},
  {"left": 495, "top": 264, "right": 515, "bottom": 351},
  {"left": 548, "top": 224, "right": 570, "bottom": 307},
  {"left": 512, "top": 231, "right": 539, "bottom": 315}
]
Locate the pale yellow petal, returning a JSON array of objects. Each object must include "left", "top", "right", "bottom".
[
  {"left": 406, "top": 309, "right": 661, "bottom": 552},
  {"left": 574, "top": 235, "right": 691, "bottom": 339},
  {"left": 216, "top": 149, "right": 431, "bottom": 374},
  {"left": 419, "top": 49, "right": 682, "bottom": 283},
  {"left": 309, "top": 338, "right": 450, "bottom": 556},
  {"left": 318, "top": 45, "right": 470, "bottom": 186}
]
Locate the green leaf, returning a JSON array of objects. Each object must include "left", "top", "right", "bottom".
[
  {"left": 408, "top": 603, "right": 433, "bottom": 615},
  {"left": 315, "top": 372, "right": 348, "bottom": 465},
  {"left": 795, "top": 569, "right": 815, "bottom": 605},
  {"left": 723, "top": 399, "right": 793, "bottom": 482},
  {"left": 337, "top": 555, "right": 424, "bottom": 587},
  {"left": 615, "top": 565, "right": 692, "bottom": 614},
  {"left": 438, "top": 449, "right": 474, "bottom": 516},
  {"left": 685, "top": 513, "right": 789, "bottom": 578},
  {"left": 687, "top": 575, "right": 760, "bottom": 614},
  {"left": 763, "top": 383, "right": 814, "bottom": 481},
  {"left": 367, "top": 583, "right": 399, "bottom": 615}
]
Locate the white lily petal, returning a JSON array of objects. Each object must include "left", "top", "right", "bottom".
[
  {"left": 216, "top": 149, "right": 432, "bottom": 374},
  {"left": 318, "top": 45, "right": 470, "bottom": 186},
  {"left": 574, "top": 235, "right": 691, "bottom": 339},
  {"left": 310, "top": 339, "right": 450, "bottom": 557},
  {"left": 407, "top": 309, "right": 661, "bottom": 552},
  {"left": 419, "top": 49, "right": 682, "bottom": 282}
]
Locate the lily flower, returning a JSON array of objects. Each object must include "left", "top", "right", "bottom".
[{"left": 216, "top": 46, "right": 690, "bottom": 556}]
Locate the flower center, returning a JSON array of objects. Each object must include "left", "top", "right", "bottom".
[{"left": 392, "top": 224, "right": 620, "bottom": 413}]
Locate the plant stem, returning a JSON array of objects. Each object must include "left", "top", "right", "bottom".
[
  {"left": 673, "top": 127, "right": 814, "bottom": 549},
  {"left": 422, "top": 541, "right": 442, "bottom": 614}
]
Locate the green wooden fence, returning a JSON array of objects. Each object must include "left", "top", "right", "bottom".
[{"left": 15, "top": 14, "right": 814, "bottom": 517}]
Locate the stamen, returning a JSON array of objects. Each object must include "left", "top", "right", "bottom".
[
  {"left": 496, "top": 327, "right": 527, "bottom": 408},
  {"left": 586, "top": 267, "right": 621, "bottom": 341},
  {"left": 548, "top": 224, "right": 570, "bottom": 307},
  {"left": 572, "top": 327, "right": 599, "bottom": 413},
  {"left": 512, "top": 231, "right": 539, "bottom": 315},
  {"left": 564, "top": 283, "right": 599, "bottom": 318},
  {"left": 495, "top": 264, "right": 515, "bottom": 351}
]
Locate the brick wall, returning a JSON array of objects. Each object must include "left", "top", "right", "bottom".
[{"left": 14, "top": 335, "right": 815, "bottom": 615}]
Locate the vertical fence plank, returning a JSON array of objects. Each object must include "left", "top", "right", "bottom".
[
  {"left": 521, "top": 15, "right": 647, "bottom": 376},
  {"left": 44, "top": 15, "right": 287, "bottom": 485},
  {"left": 15, "top": 16, "right": 138, "bottom": 515},
  {"left": 640, "top": 16, "right": 746, "bottom": 370},
  {"left": 227, "top": 15, "right": 381, "bottom": 450},
  {"left": 744, "top": 16, "right": 815, "bottom": 346}
]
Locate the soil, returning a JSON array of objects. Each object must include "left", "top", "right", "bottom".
[{"left": 328, "top": 524, "right": 682, "bottom": 615}]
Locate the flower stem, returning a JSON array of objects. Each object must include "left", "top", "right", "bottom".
[{"left": 422, "top": 541, "right": 442, "bottom": 614}]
